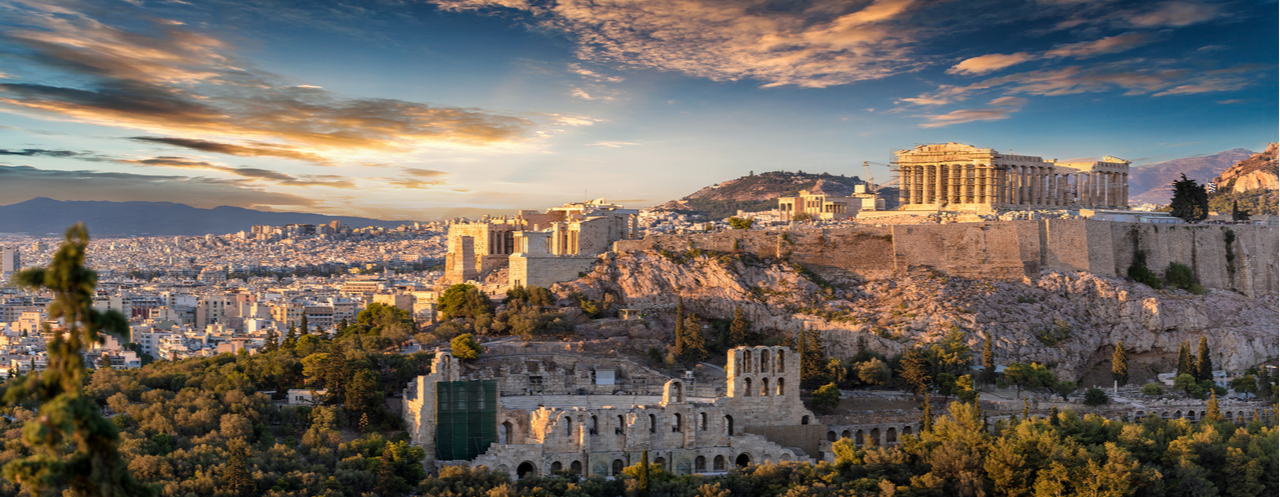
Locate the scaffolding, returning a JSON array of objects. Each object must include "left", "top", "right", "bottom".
[{"left": 435, "top": 380, "right": 498, "bottom": 461}]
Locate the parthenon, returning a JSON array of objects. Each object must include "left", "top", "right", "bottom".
[{"left": 894, "top": 143, "right": 1130, "bottom": 211}]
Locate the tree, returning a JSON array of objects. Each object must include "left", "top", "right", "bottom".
[
  {"left": 1231, "top": 200, "right": 1251, "bottom": 222},
  {"left": 898, "top": 349, "right": 932, "bottom": 401},
  {"left": 673, "top": 297, "right": 686, "bottom": 357},
  {"left": 1176, "top": 340, "right": 1191, "bottom": 376},
  {"left": 450, "top": 333, "right": 483, "bottom": 360},
  {"left": 97, "top": 353, "right": 112, "bottom": 370},
  {"left": 1053, "top": 380, "right": 1076, "bottom": 401},
  {"left": 1083, "top": 387, "right": 1109, "bottom": 406},
  {"left": 284, "top": 323, "right": 298, "bottom": 349},
  {"left": 856, "top": 358, "right": 891, "bottom": 386},
  {"left": 812, "top": 382, "right": 842, "bottom": 411},
  {"left": 680, "top": 315, "right": 708, "bottom": 363},
  {"left": 920, "top": 393, "right": 933, "bottom": 433},
  {"left": 1174, "top": 373, "right": 1200, "bottom": 396},
  {"left": 263, "top": 327, "right": 279, "bottom": 352},
  {"left": 1196, "top": 336, "right": 1213, "bottom": 382},
  {"left": 1141, "top": 383, "right": 1164, "bottom": 396},
  {"left": 1204, "top": 391, "right": 1224, "bottom": 422},
  {"left": 638, "top": 450, "right": 651, "bottom": 497},
  {"left": 727, "top": 217, "right": 754, "bottom": 229},
  {"left": 728, "top": 305, "right": 748, "bottom": 347},
  {"left": 798, "top": 327, "right": 826, "bottom": 387},
  {"left": 3, "top": 223, "right": 154, "bottom": 497},
  {"left": 222, "top": 438, "right": 254, "bottom": 497},
  {"left": 1003, "top": 362, "right": 1033, "bottom": 399},
  {"left": 300, "top": 314, "right": 309, "bottom": 336},
  {"left": 1112, "top": 341, "right": 1129, "bottom": 387},
  {"left": 1169, "top": 173, "right": 1209, "bottom": 222},
  {"left": 982, "top": 333, "right": 996, "bottom": 386},
  {"left": 438, "top": 284, "right": 495, "bottom": 320}
]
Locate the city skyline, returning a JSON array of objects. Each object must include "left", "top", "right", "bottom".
[{"left": 0, "top": 0, "right": 1276, "bottom": 220}]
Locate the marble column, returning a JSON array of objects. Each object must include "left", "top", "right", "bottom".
[
  {"left": 935, "top": 165, "right": 946, "bottom": 205},
  {"left": 1121, "top": 172, "right": 1129, "bottom": 208}
]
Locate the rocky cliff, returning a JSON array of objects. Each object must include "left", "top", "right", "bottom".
[
  {"left": 557, "top": 250, "right": 1278, "bottom": 380},
  {"left": 1213, "top": 143, "right": 1279, "bottom": 193}
]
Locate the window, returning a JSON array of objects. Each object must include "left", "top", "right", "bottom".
[
  {"left": 649, "top": 414, "right": 656, "bottom": 433},
  {"left": 743, "top": 377, "right": 752, "bottom": 397},
  {"left": 761, "top": 378, "right": 769, "bottom": 397},
  {"left": 616, "top": 415, "right": 625, "bottom": 435},
  {"left": 673, "top": 413, "right": 682, "bottom": 432},
  {"left": 777, "top": 378, "right": 785, "bottom": 396},
  {"left": 700, "top": 412, "right": 707, "bottom": 431}
]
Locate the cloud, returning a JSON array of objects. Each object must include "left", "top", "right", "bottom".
[
  {"left": 1152, "top": 78, "right": 1250, "bottom": 97},
  {"left": 121, "top": 156, "right": 356, "bottom": 187},
  {"left": 433, "top": 0, "right": 926, "bottom": 88},
  {"left": 402, "top": 167, "right": 448, "bottom": 178},
  {"left": 587, "top": 141, "right": 639, "bottom": 148},
  {"left": 947, "top": 53, "right": 1036, "bottom": 76},
  {"left": 917, "top": 107, "right": 1019, "bottom": 128},
  {"left": 129, "top": 137, "right": 332, "bottom": 165},
  {"left": 0, "top": 148, "right": 81, "bottom": 158},
  {"left": 988, "top": 96, "right": 1027, "bottom": 106},
  {"left": 0, "top": 164, "right": 314, "bottom": 209},
  {"left": 1044, "top": 32, "right": 1154, "bottom": 59},
  {"left": 1127, "top": 1, "right": 1221, "bottom": 27},
  {"left": 0, "top": 3, "right": 538, "bottom": 166}
]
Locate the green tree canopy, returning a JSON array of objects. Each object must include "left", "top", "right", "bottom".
[
  {"left": 1169, "top": 173, "right": 1209, "bottom": 222},
  {"left": 727, "top": 217, "right": 754, "bottom": 229},
  {"left": 450, "top": 333, "right": 483, "bottom": 360},
  {"left": 811, "top": 382, "right": 842, "bottom": 411},
  {"left": 438, "top": 284, "right": 495, "bottom": 320},
  {"left": 1112, "top": 341, "right": 1129, "bottom": 387}
]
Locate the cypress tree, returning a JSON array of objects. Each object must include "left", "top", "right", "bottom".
[
  {"left": 898, "top": 349, "right": 932, "bottom": 401},
  {"left": 6, "top": 223, "right": 155, "bottom": 496},
  {"left": 1049, "top": 406, "right": 1060, "bottom": 426},
  {"left": 1204, "top": 391, "right": 1224, "bottom": 422},
  {"left": 920, "top": 393, "right": 933, "bottom": 433},
  {"left": 682, "top": 315, "right": 708, "bottom": 363},
  {"left": 1177, "top": 341, "right": 1191, "bottom": 376},
  {"left": 673, "top": 298, "right": 686, "bottom": 357},
  {"left": 729, "top": 305, "right": 748, "bottom": 347},
  {"left": 284, "top": 324, "right": 298, "bottom": 349},
  {"left": 264, "top": 328, "right": 279, "bottom": 352},
  {"left": 982, "top": 333, "right": 996, "bottom": 385},
  {"left": 300, "top": 314, "right": 309, "bottom": 336},
  {"left": 1112, "top": 341, "right": 1129, "bottom": 386},
  {"left": 1022, "top": 399, "right": 1030, "bottom": 421},
  {"left": 638, "top": 450, "right": 651, "bottom": 497},
  {"left": 1196, "top": 336, "right": 1213, "bottom": 382}
]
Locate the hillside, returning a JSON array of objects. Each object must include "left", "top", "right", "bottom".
[
  {"left": 0, "top": 197, "right": 415, "bottom": 236},
  {"left": 1128, "top": 148, "right": 1254, "bottom": 205},
  {"left": 1209, "top": 143, "right": 1279, "bottom": 215},
  {"left": 655, "top": 171, "right": 868, "bottom": 218}
]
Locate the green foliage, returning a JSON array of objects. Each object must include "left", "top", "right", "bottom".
[
  {"left": 1169, "top": 173, "right": 1210, "bottom": 222},
  {"left": 1033, "top": 319, "right": 1072, "bottom": 346},
  {"left": 341, "top": 302, "right": 416, "bottom": 344},
  {"left": 1004, "top": 362, "right": 1055, "bottom": 399},
  {"left": 2, "top": 223, "right": 154, "bottom": 497},
  {"left": 855, "top": 358, "right": 891, "bottom": 386},
  {"left": 896, "top": 349, "right": 932, "bottom": 400},
  {"left": 1174, "top": 373, "right": 1201, "bottom": 396},
  {"left": 1196, "top": 335, "right": 1214, "bottom": 382},
  {"left": 1177, "top": 340, "right": 1193, "bottom": 377},
  {"left": 1127, "top": 249, "right": 1164, "bottom": 289},
  {"left": 1204, "top": 391, "right": 1225, "bottom": 422},
  {"left": 504, "top": 285, "right": 555, "bottom": 308},
  {"left": 676, "top": 198, "right": 779, "bottom": 220},
  {"left": 811, "top": 382, "right": 842, "bottom": 411},
  {"left": 728, "top": 306, "right": 749, "bottom": 348},
  {"left": 1209, "top": 183, "right": 1278, "bottom": 215},
  {"left": 727, "top": 217, "right": 754, "bottom": 229},
  {"left": 450, "top": 333, "right": 483, "bottom": 360},
  {"left": 438, "top": 284, "right": 495, "bottom": 320},
  {"left": 1140, "top": 383, "right": 1164, "bottom": 396},
  {"left": 982, "top": 333, "right": 996, "bottom": 385},
  {"left": 1083, "top": 387, "right": 1110, "bottom": 406},
  {"left": 1165, "top": 262, "right": 1204, "bottom": 294},
  {"left": 1053, "top": 380, "right": 1076, "bottom": 401}
]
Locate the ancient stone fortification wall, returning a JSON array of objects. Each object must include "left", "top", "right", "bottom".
[
  {"left": 617, "top": 221, "right": 1278, "bottom": 296},
  {"left": 510, "top": 255, "right": 600, "bottom": 289}
]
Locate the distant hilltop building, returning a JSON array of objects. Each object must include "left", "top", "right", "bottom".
[
  {"left": 444, "top": 199, "right": 639, "bottom": 288},
  {"left": 894, "top": 143, "right": 1131, "bottom": 212},
  {"left": 776, "top": 185, "right": 885, "bottom": 221}
]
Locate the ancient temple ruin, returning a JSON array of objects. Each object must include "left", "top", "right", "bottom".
[{"left": 894, "top": 143, "right": 1130, "bottom": 212}]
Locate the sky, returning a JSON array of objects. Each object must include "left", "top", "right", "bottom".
[{"left": 0, "top": 0, "right": 1275, "bottom": 220}]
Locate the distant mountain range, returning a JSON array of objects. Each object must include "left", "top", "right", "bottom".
[
  {"left": 1127, "top": 148, "right": 1255, "bottom": 205},
  {"left": 0, "top": 198, "right": 416, "bottom": 236}
]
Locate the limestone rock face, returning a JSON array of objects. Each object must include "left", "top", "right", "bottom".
[
  {"left": 556, "top": 250, "right": 1278, "bottom": 378},
  {"left": 1214, "top": 142, "right": 1279, "bottom": 193}
]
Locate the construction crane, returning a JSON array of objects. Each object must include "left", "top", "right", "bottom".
[{"left": 861, "top": 161, "right": 899, "bottom": 194}]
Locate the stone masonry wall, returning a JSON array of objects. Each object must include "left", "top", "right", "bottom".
[{"left": 616, "top": 220, "right": 1278, "bottom": 296}]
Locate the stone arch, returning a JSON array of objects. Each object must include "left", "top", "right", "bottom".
[
  {"left": 649, "top": 414, "right": 657, "bottom": 433},
  {"left": 713, "top": 455, "right": 726, "bottom": 470},
  {"left": 501, "top": 421, "right": 513, "bottom": 444},
  {"left": 695, "top": 455, "right": 706, "bottom": 472},
  {"left": 761, "top": 377, "right": 770, "bottom": 397},
  {"left": 517, "top": 461, "right": 537, "bottom": 479},
  {"left": 617, "top": 414, "right": 626, "bottom": 435},
  {"left": 1200, "top": 410, "right": 1205, "bottom": 419},
  {"left": 903, "top": 425, "right": 913, "bottom": 436},
  {"left": 870, "top": 428, "right": 880, "bottom": 446},
  {"left": 744, "top": 350, "right": 752, "bottom": 373},
  {"left": 612, "top": 459, "right": 624, "bottom": 476},
  {"left": 736, "top": 453, "right": 751, "bottom": 467},
  {"left": 777, "top": 377, "right": 785, "bottom": 396},
  {"left": 700, "top": 412, "right": 708, "bottom": 431},
  {"left": 570, "top": 461, "right": 582, "bottom": 475},
  {"left": 673, "top": 413, "right": 683, "bottom": 432},
  {"left": 1237, "top": 411, "right": 1245, "bottom": 423},
  {"left": 855, "top": 429, "right": 864, "bottom": 446},
  {"left": 654, "top": 457, "right": 666, "bottom": 470},
  {"left": 887, "top": 427, "right": 897, "bottom": 445},
  {"left": 827, "top": 431, "right": 837, "bottom": 442},
  {"left": 777, "top": 350, "right": 785, "bottom": 372},
  {"left": 550, "top": 461, "right": 562, "bottom": 473},
  {"left": 1187, "top": 410, "right": 1196, "bottom": 421},
  {"left": 1175, "top": 410, "right": 1183, "bottom": 419},
  {"left": 761, "top": 350, "right": 770, "bottom": 372},
  {"left": 841, "top": 430, "right": 851, "bottom": 439},
  {"left": 780, "top": 454, "right": 792, "bottom": 462},
  {"left": 763, "top": 454, "right": 772, "bottom": 464},
  {"left": 1162, "top": 412, "right": 1169, "bottom": 419},
  {"left": 744, "top": 377, "right": 752, "bottom": 397},
  {"left": 725, "top": 415, "right": 734, "bottom": 435},
  {"left": 800, "top": 414, "right": 808, "bottom": 425},
  {"left": 665, "top": 380, "right": 685, "bottom": 403}
]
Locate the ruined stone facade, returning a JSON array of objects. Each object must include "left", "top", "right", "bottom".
[
  {"left": 443, "top": 199, "right": 639, "bottom": 288},
  {"left": 895, "top": 143, "right": 1130, "bottom": 212},
  {"left": 403, "top": 346, "right": 820, "bottom": 479},
  {"left": 777, "top": 190, "right": 858, "bottom": 221}
]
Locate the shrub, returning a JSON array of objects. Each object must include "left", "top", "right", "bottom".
[
  {"left": 1140, "top": 383, "right": 1164, "bottom": 396},
  {"left": 728, "top": 217, "right": 754, "bottom": 230},
  {"left": 1165, "top": 262, "right": 1199, "bottom": 292},
  {"left": 811, "top": 383, "right": 842, "bottom": 411},
  {"left": 1083, "top": 388, "right": 1109, "bottom": 406}
]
